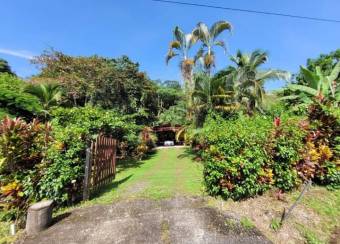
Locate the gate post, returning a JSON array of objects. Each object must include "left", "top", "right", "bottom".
[{"left": 83, "top": 143, "right": 93, "bottom": 201}]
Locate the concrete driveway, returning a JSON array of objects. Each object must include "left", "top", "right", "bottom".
[{"left": 21, "top": 197, "right": 271, "bottom": 244}]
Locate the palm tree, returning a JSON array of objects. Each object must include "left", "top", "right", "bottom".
[
  {"left": 192, "top": 73, "right": 236, "bottom": 126},
  {"left": 24, "top": 83, "right": 62, "bottom": 117},
  {"left": 228, "top": 50, "right": 291, "bottom": 115},
  {"left": 166, "top": 26, "right": 198, "bottom": 117},
  {"left": 284, "top": 62, "right": 340, "bottom": 106},
  {"left": 193, "top": 21, "right": 232, "bottom": 75}
]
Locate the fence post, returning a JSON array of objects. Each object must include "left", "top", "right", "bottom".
[{"left": 83, "top": 143, "right": 92, "bottom": 201}]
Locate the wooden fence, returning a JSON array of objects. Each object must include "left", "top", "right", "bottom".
[{"left": 83, "top": 135, "right": 117, "bottom": 200}]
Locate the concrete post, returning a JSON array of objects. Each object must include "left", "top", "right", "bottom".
[{"left": 26, "top": 200, "right": 53, "bottom": 236}]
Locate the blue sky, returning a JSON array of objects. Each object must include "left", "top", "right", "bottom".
[{"left": 1, "top": 0, "right": 339, "bottom": 90}]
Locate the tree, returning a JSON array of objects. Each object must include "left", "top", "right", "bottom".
[
  {"left": 284, "top": 62, "right": 340, "bottom": 107},
  {"left": 193, "top": 21, "right": 232, "bottom": 75},
  {"left": 192, "top": 73, "right": 235, "bottom": 126},
  {"left": 161, "top": 80, "right": 182, "bottom": 90},
  {"left": 156, "top": 82, "right": 183, "bottom": 116},
  {"left": 0, "top": 59, "right": 14, "bottom": 75},
  {"left": 158, "top": 101, "right": 186, "bottom": 126},
  {"left": 32, "top": 50, "right": 159, "bottom": 120},
  {"left": 227, "top": 50, "right": 290, "bottom": 115},
  {"left": 166, "top": 26, "right": 198, "bottom": 118}
]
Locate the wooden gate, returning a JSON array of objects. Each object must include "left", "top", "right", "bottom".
[{"left": 83, "top": 135, "right": 117, "bottom": 200}]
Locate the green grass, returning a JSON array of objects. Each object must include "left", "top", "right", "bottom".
[
  {"left": 270, "top": 218, "right": 281, "bottom": 231},
  {"left": 291, "top": 187, "right": 340, "bottom": 243},
  {"left": 240, "top": 217, "right": 255, "bottom": 229},
  {"left": 0, "top": 222, "right": 15, "bottom": 244},
  {"left": 296, "top": 224, "right": 323, "bottom": 244},
  {"left": 88, "top": 147, "right": 203, "bottom": 204}
]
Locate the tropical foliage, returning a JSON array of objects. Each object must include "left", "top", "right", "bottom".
[
  {"left": 283, "top": 63, "right": 340, "bottom": 107},
  {"left": 0, "top": 59, "right": 14, "bottom": 75},
  {"left": 193, "top": 21, "right": 232, "bottom": 74},
  {"left": 37, "top": 106, "right": 141, "bottom": 204},
  {"left": 25, "top": 83, "right": 62, "bottom": 118},
  {"left": 32, "top": 51, "right": 159, "bottom": 118},
  {"left": 0, "top": 117, "right": 51, "bottom": 220},
  {"left": 225, "top": 50, "right": 291, "bottom": 115},
  {"left": 166, "top": 26, "right": 197, "bottom": 117},
  {"left": 0, "top": 19, "right": 338, "bottom": 232},
  {"left": 197, "top": 110, "right": 339, "bottom": 199},
  {"left": 296, "top": 49, "right": 340, "bottom": 84},
  {"left": 192, "top": 73, "right": 236, "bottom": 125},
  {"left": 0, "top": 74, "right": 42, "bottom": 119}
]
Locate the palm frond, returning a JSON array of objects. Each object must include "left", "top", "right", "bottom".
[
  {"left": 250, "top": 50, "right": 268, "bottom": 68},
  {"left": 185, "top": 33, "right": 197, "bottom": 49},
  {"left": 196, "top": 22, "right": 210, "bottom": 45},
  {"left": 194, "top": 48, "right": 204, "bottom": 63},
  {"left": 166, "top": 49, "right": 178, "bottom": 64},
  {"left": 214, "top": 40, "right": 227, "bottom": 53},
  {"left": 173, "top": 26, "right": 185, "bottom": 45},
  {"left": 209, "top": 20, "right": 232, "bottom": 40}
]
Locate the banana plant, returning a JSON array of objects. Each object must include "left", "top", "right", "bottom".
[
  {"left": 286, "top": 62, "right": 340, "bottom": 105},
  {"left": 193, "top": 21, "right": 232, "bottom": 75}
]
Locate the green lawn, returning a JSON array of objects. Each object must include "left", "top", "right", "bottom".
[{"left": 88, "top": 147, "right": 204, "bottom": 204}]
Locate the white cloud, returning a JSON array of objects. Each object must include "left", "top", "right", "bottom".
[{"left": 0, "top": 48, "right": 35, "bottom": 60}]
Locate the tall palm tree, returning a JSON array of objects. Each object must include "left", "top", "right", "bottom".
[
  {"left": 228, "top": 50, "right": 290, "bottom": 115},
  {"left": 193, "top": 21, "right": 232, "bottom": 75},
  {"left": 25, "top": 83, "right": 62, "bottom": 116},
  {"left": 166, "top": 26, "right": 198, "bottom": 117}
]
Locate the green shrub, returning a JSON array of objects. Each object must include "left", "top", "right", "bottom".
[
  {"left": 37, "top": 106, "right": 141, "bottom": 204},
  {"left": 0, "top": 74, "right": 42, "bottom": 119},
  {"left": 197, "top": 113, "right": 306, "bottom": 199},
  {"left": 0, "top": 107, "right": 143, "bottom": 210},
  {"left": 0, "top": 116, "right": 51, "bottom": 220},
  {"left": 269, "top": 116, "right": 305, "bottom": 191}
]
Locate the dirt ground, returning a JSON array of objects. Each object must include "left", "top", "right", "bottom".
[{"left": 19, "top": 197, "right": 271, "bottom": 244}]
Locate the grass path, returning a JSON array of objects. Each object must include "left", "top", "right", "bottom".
[{"left": 89, "top": 147, "right": 203, "bottom": 204}]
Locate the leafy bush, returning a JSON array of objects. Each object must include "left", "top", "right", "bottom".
[
  {"left": 301, "top": 104, "right": 340, "bottom": 189},
  {"left": 36, "top": 106, "right": 141, "bottom": 204},
  {"left": 0, "top": 74, "right": 42, "bottom": 119},
  {"left": 0, "top": 117, "right": 51, "bottom": 174},
  {"left": 197, "top": 113, "right": 307, "bottom": 199},
  {"left": 0, "top": 117, "right": 51, "bottom": 220},
  {"left": 0, "top": 107, "right": 143, "bottom": 214}
]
